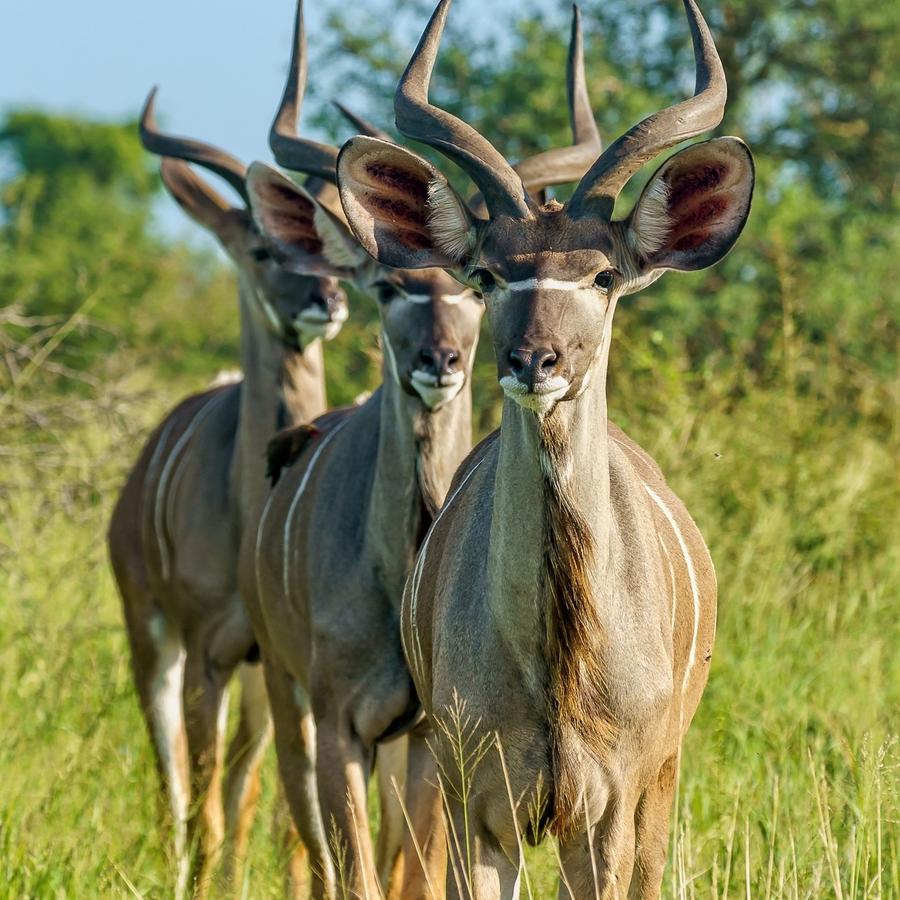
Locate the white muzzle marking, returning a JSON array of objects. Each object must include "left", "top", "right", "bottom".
[
  {"left": 410, "top": 369, "right": 465, "bottom": 410},
  {"left": 499, "top": 374, "right": 570, "bottom": 414},
  {"left": 294, "top": 305, "right": 348, "bottom": 342}
]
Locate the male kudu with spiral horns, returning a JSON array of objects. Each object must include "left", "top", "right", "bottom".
[
  {"left": 108, "top": 93, "right": 352, "bottom": 897},
  {"left": 240, "top": 3, "right": 604, "bottom": 898},
  {"left": 336, "top": 0, "right": 754, "bottom": 896}
]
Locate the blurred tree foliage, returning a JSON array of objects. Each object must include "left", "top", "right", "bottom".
[
  {"left": 0, "top": 0, "right": 897, "bottom": 428},
  {"left": 0, "top": 111, "right": 237, "bottom": 382}
]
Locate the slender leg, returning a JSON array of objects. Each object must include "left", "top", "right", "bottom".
[
  {"left": 129, "top": 611, "right": 191, "bottom": 900},
  {"left": 181, "top": 639, "right": 231, "bottom": 898},
  {"left": 557, "top": 794, "right": 637, "bottom": 900},
  {"left": 222, "top": 663, "right": 273, "bottom": 891},
  {"left": 443, "top": 797, "right": 520, "bottom": 900},
  {"left": 264, "top": 658, "right": 335, "bottom": 899},
  {"left": 399, "top": 732, "right": 446, "bottom": 899},
  {"left": 375, "top": 736, "right": 408, "bottom": 899},
  {"left": 628, "top": 755, "right": 679, "bottom": 899},
  {"left": 315, "top": 716, "right": 381, "bottom": 900},
  {"left": 272, "top": 785, "right": 310, "bottom": 900}
]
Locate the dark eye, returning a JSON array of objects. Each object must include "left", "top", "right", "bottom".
[
  {"left": 471, "top": 268, "right": 496, "bottom": 294},
  {"left": 594, "top": 269, "right": 615, "bottom": 291},
  {"left": 250, "top": 247, "right": 270, "bottom": 262},
  {"left": 376, "top": 281, "right": 399, "bottom": 304}
]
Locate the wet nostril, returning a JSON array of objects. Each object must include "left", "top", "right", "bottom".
[
  {"left": 419, "top": 349, "right": 436, "bottom": 368},
  {"left": 446, "top": 351, "right": 460, "bottom": 370},
  {"left": 538, "top": 350, "right": 558, "bottom": 370},
  {"left": 508, "top": 349, "right": 526, "bottom": 374}
]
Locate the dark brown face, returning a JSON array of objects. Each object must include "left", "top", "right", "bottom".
[
  {"left": 238, "top": 235, "right": 349, "bottom": 350},
  {"left": 375, "top": 267, "right": 483, "bottom": 410},
  {"left": 468, "top": 209, "right": 623, "bottom": 415}
]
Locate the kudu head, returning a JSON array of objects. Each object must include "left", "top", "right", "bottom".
[
  {"left": 140, "top": 89, "right": 349, "bottom": 349},
  {"left": 248, "top": 0, "right": 484, "bottom": 410},
  {"left": 337, "top": 0, "right": 754, "bottom": 416}
]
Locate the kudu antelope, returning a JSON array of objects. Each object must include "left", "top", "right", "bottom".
[
  {"left": 240, "top": 5, "right": 602, "bottom": 898},
  {"left": 336, "top": 0, "right": 755, "bottom": 896},
  {"left": 107, "top": 91, "right": 353, "bottom": 897}
]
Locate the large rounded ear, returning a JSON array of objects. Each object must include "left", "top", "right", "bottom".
[
  {"left": 625, "top": 137, "right": 754, "bottom": 273},
  {"left": 337, "top": 136, "right": 475, "bottom": 271},
  {"left": 160, "top": 158, "right": 237, "bottom": 238},
  {"left": 245, "top": 162, "right": 367, "bottom": 275}
]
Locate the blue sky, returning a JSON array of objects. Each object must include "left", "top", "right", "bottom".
[
  {"left": 1, "top": 0, "right": 538, "bottom": 239},
  {"left": 0, "top": 0, "right": 534, "bottom": 167},
  {"left": 3, "top": 0, "right": 343, "bottom": 167}
]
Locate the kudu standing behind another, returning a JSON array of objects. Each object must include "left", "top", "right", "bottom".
[
  {"left": 336, "top": 0, "right": 755, "bottom": 896},
  {"left": 107, "top": 92, "right": 353, "bottom": 897},
  {"left": 238, "top": 4, "right": 604, "bottom": 897}
]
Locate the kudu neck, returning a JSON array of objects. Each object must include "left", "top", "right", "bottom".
[
  {"left": 366, "top": 356, "right": 473, "bottom": 604},
  {"left": 487, "top": 322, "right": 615, "bottom": 665},
  {"left": 233, "top": 276, "right": 328, "bottom": 522}
]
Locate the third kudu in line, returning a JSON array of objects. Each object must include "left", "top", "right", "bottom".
[
  {"left": 108, "top": 91, "right": 354, "bottom": 896},
  {"left": 336, "top": 0, "right": 755, "bottom": 896},
  {"left": 239, "top": 3, "right": 603, "bottom": 897}
]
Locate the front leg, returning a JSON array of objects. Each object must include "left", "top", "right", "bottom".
[
  {"left": 375, "top": 735, "right": 408, "bottom": 898},
  {"left": 399, "top": 730, "right": 447, "bottom": 898},
  {"left": 444, "top": 796, "right": 521, "bottom": 900},
  {"left": 222, "top": 663, "right": 272, "bottom": 890},
  {"left": 263, "top": 657, "right": 335, "bottom": 899},
  {"left": 181, "top": 638, "right": 231, "bottom": 897},
  {"left": 315, "top": 714, "right": 381, "bottom": 900},
  {"left": 557, "top": 791, "right": 638, "bottom": 900}
]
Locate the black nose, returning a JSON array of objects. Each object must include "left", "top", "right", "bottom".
[
  {"left": 419, "top": 347, "right": 461, "bottom": 378},
  {"left": 508, "top": 347, "right": 558, "bottom": 389}
]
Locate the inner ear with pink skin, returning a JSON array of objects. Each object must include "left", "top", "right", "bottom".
[
  {"left": 337, "top": 136, "right": 473, "bottom": 270},
  {"left": 247, "top": 164, "right": 323, "bottom": 252},
  {"left": 245, "top": 162, "right": 363, "bottom": 275},
  {"left": 626, "top": 137, "right": 754, "bottom": 272}
]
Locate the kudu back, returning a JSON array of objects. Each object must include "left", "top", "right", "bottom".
[
  {"left": 107, "top": 90, "right": 354, "bottom": 897},
  {"left": 336, "top": 0, "right": 754, "bottom": 896}
]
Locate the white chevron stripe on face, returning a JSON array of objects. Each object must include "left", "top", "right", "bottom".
[{"left": 505, "top": 277, "right": 589, "bottom": 293}]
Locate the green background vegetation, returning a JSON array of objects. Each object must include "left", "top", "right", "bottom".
[{"left": 0, "top": 0, "right": 897, "bottom": 895}]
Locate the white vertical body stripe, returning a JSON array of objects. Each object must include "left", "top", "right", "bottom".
[
  {"left": 658, "top": 536, "right": 677, "bottom": 631},
  {"left": 281, "top": 417, "right": 352, "bottom": 601},
  {"left": 642, "top": 483, "right": 700, "bottom": 698},
  {"left": 404, "top": 457, "right": 485, "bottom": 684},
  {"left": 154, "top": 390, "right": 230, "bottom": 581}
]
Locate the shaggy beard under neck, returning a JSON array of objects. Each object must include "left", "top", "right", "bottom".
[{"left": 538, "top": 412, "right": 618, "bottom": 836}]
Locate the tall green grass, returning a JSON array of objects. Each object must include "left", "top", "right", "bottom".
[{"left": 0, "top": 305, "right": 896, "bottom": 897}]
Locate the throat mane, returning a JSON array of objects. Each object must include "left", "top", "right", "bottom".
[{"left": 538, "top": 416, "right": 617, "bottom": 835}]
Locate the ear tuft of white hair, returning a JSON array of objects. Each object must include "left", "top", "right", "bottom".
[
  {"left": 628, "top": 177, "right": 672, "bottom": 259},
  {"left": 426, "top": 180, "right": 473, "bottom": 261}
]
